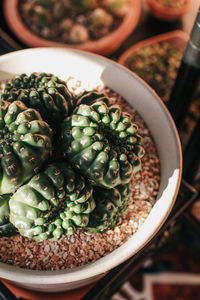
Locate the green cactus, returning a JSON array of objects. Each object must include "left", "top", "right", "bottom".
[
  {"left": 33, "top": 5, "right": 52, "bottom": 26},
  {"left": 0, "top": 72, "right": 146, "bottom": 241},
  {"left": 61, "top": 100, "right": 144, "bottom": 188},
  {"left": 102, "top": 0, "right": 129, "bottom": 16},
  {"left": 69, "top": 0, "right": 98, "bottom": 11},
  {"left": 87, "top": 183, "right": 130, "bottom": 232},
  {"left": 0, "top": 194, "right": 17, "bottom": 237},
  {"left": 9, "top": 162, "right": 95, "bottom": 241},
  {"left": 0, "top": 73, "right": 73, "bottom": 130},
  {"left": 37, "top": 0, "right": 54, "bottom": 9},
  {"left": 0, "top": 99, "right": 52, "bottom": 194},
  {"left": 89, "top": 8, "right": 113, "bottom": 30},
  {"left": 75, "top": 90, "right": 115, "bottom": 107}
]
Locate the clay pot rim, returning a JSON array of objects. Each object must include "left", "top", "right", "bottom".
[
  {"left": 3, "top": 0, "right": 141, "bottom": 55},
  {"left": 147, "top": 0, "right": 193, "bottom": 14},
  {"left": 146, "top": 0, "right": 193, "bottom": 20}
]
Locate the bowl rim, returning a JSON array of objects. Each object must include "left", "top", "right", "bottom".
[
  {"left": 118, "top": 30, "right": 189, "bottom": 66},
  {"left": 3, "top": 0, "right": 141, "bottom": 55},
  {"left": 0, "top": 47, "right": 182, "bottom": 285}
]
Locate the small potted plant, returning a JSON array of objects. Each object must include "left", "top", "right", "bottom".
[
  {"left": 3, "top": 0, "right": 141, "bottom": 55},
  {"left": 147, "top": 0, "right": 193, "bottom": 21},
  {"left": 118, "top": 30, "right": 189, "bottom": 102}
]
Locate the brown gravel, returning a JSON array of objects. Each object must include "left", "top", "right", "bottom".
[{"left": 0, "top": 83, "right": 160, "bottom": 270}]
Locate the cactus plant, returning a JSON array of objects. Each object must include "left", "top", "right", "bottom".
[
  {"left": 37, "top": 0, "right": 54, "bottom": 9},
  {"left": 87, "top": 183, "right": 130, "bottom": 232},
  {"left": 89, "top": 8, "right": 113, "bottom": 30},
  {"left": 61, "top": 100, "right": 144, "bottom": 188},
  {"left": 0, "top": 72, "right": 145, "bottom": 241},
  {"left": 0, "top": 73, "right": 73, "bottom": 130},
  {"left": 75, "top": 90, "right": 115, "bottom": 107},
  {"left": 9, "top": 162, "right": 95, "bottom": 241},
  {"left": 102, "top": 0, "right": 129, "bottom": 16},
  {"left": 0, "top": 194, "right": 17, "bottom": 237},
  {"left": 0, "top": 99, "right": 52, "bottom": 194},
  {"left": 69, "top": 0, "right": 98, "bottom": 11},
  {"left": 69, "top": 24, "right": 89, "bottom": 43}
]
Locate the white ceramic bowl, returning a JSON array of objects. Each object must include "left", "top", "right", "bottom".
[{"left": 0, "top": 48, "right": 182, "bottom": 292}]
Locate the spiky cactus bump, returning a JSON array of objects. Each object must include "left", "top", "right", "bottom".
[
  {"left": 0, "top": 99, "right": 52, "bottom": 194},
  {"left": 87, "top": 183, "right": 130, "bottom": 232},
  {"left": 75, "top": 90, "right": 115, "bottom": 107},
  {"left": 0, "top": 73, "right": 73, "bottom": 130},
  {"left": 0, "top": 194, "right": 17, "bottom": 237},
  {"left": 9, "top": 162, "right": 95, "bottom": 241},
  {"left": 61, "top": 100, "right": 144, "bottom": 188}
]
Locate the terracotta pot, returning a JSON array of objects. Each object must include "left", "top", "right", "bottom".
[
  {"left": 147, "top": 0, "right": 193, "bottom": 21},
  {"left": 118, "top": 30, "right": 189, "bottom": 101},
  {"left": 3, "top": 0, "right": 141, "bottom": 55},
  {"left": 0, "top": 48, "right": 182, "bottom": 292},
  {"left": 118, "top": 30, "right": 189, "bottom": 64}
]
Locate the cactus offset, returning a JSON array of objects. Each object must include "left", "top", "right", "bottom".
[
  {"left": 87, "top": 183, "right": 130, "bottom": 232},
  {"left": 61, "top": 100, "right": 144, "bottom": 188},
  {"left": 0, "top": 99, "right": 52, "bottom": 194},
  {"left": 0, "top": 194, "right": 17, "bottom": 237},
  {"left": 9, "top": 162, "right": 95, "bottom": 241},
  {"left": 0, "top": 73, "right": 73, "bottom": 130}
]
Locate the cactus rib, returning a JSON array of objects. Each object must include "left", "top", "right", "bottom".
[
  {"left": 61, "top": 99, "right": 144, "bottom": 188},
  {"left": 0, "top": 99, "right": 52, "bottom": 194},
  {"left": 9, "top": 162, "right": 95, "bottom": 241}
]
